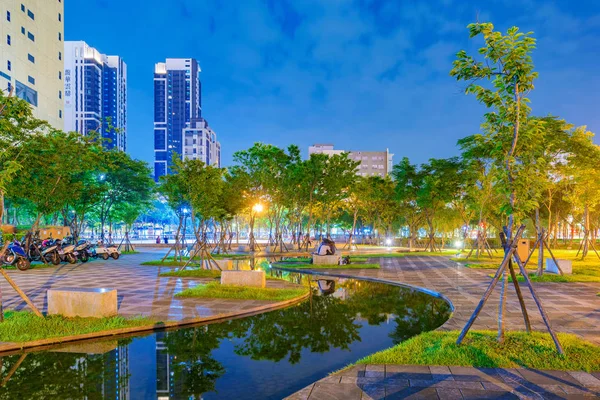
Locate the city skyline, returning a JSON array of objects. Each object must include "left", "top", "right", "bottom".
[{"left": 65, "top": 0, "right": 600, "bottom": 168}]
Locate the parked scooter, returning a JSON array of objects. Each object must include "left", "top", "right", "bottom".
[
  {"left": 59, "top": 236, "right": 79, "bottom": 264},
  {"left": 40, "top": 238, "right": 62, "bottom": 265},
  {"left": 2, "top": 240, "right": 31, "bottom": 271},
  {"left": 96, "top": 241, "right": 121, "bottom": 260},
  {"left": 75, "top": 239, "right": 93, "bottom": 262}
]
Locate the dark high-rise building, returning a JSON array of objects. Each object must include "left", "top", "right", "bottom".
[
  {"left": 64, "top": 41, "right": 127, "bottom": 151},
  {"left": 153, "top": 58, "right": 220, "bottom": 182}
]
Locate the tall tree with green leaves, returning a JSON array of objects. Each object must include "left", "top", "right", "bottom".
[
  {"left": 0, "top": 90, "right": 47, "bottom": 227},
  {"left": 451, "top": 22, "right": 538, "bottom": 239},
  {"left": 392, "top": 157, "right": 425, "bottom": 250}
]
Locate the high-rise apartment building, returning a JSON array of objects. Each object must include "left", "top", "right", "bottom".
[
  {"left": 309, "top": 144, "right": 394, "bottom": 177},
  {"left": 183, "top": 118, "right": 221, "bottom": 167},
  {"left": 63, "top": 41, "right": 127, "bottom": 151},
  {"left": 153, "top": 58, "right": 220, "bottom": 181},
  {"left": 0, "top": 0, "right": 64, "bottom": 128}
]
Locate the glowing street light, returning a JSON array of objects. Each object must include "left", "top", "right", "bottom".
[{"left": 252, "top": 203, "right": 264, "bottom": 213}]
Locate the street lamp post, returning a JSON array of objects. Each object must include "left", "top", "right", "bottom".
[{"left": 249, "top": 203, "right": 263, "bottom": 252}]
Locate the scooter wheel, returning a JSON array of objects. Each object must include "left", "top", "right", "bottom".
[
  {"left": 51, "top": 252, "right": 61, "bottom": 265},
  {"left": 67, "top": 254, "right": 77, "bottom": 264},
  {"left": 16, "top": 258, "right": 31, "bottom": 271},
  {"left": 111, "top": 252, "right": 120, "bottom": 260},
  {"left": 101, "top": 253, "right": 109, "bottom": 260},
  {"left": 80, "top": 252, "right": 89, "bottom": 263}
]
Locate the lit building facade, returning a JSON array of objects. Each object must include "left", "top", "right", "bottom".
[
  {"left": 63, "top": 41, "right": 127, "bottom": 151},
  {"left": 153, "top": 58, "right": 220, "bottom": 181},
  {"left": 0, "top": 0, "right": 64, "bottom": 128},
  {"left": 183, "top": 118, "right": 221, "bottom": 166},
  {"left": 308, "top": 144, "right": 394, "bottom": 177}
]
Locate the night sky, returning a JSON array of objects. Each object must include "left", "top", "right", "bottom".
[{"left": 65, "top": 0, "right": 600, "bottom": 167}]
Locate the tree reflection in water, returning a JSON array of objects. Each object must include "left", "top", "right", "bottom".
[{"left": 0, "top": 277, "right": 451, "bottom": 399}]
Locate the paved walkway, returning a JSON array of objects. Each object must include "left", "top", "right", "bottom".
[
  {"left": 0, "top": 248, "right": 299, "bottom": 322},
  {"left": 290, "top": 364, "right": 600, "bottom": 399},
  {"left": 286, "top": 255, "right": 600, "bottom": 399}
]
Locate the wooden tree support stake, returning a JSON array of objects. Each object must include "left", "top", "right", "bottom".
[{"left": 0, "top": 269, "right": 43, "bottom": 317}]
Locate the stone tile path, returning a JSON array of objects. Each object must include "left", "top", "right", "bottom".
[
  {"left": 286, "top": 255, "right": 600, "bottom": 399},
  {"left": 289, "top": 365, "right": 600, "bottom": 399},
  {"left": 0, "top": 248, "right": 299, "bottom": 323}
]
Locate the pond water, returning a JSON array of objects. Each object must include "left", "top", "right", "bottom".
[{"left": 0, "top": 271, "right": 451, "bottom": 399}]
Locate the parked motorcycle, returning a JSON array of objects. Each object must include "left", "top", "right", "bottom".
[
  {"left": 59, "top": 237, "right": 79, "bottom": 264},
  {"left": 2, "top": 240, "right": 31, "bottom": 271},
  {"left": 96, "top": 241, "right": 120, "bottom": 260},
  {"left": 40, "top": 238, "right": 62, "bottom": 265},
  {"left": 75, "top": 239, "right": 93, "bottom": 262}
]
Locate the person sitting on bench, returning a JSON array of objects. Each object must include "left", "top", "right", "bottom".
[{"left": 317, "top": 238, "right": 336, "bottom": 256}]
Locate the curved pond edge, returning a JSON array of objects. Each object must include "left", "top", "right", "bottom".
[
  {"left": 0, "top": 290, "right": 310, "bottom": 355},
  {"left": 271, "top": 265, "right": 455, "bottom": 315}
]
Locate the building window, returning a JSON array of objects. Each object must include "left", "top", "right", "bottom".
[
  {"left": 6, "top": 35, "right": 10, "bottom": 45},
  {"left": 28, "top": 54, "right": 35, "bottom": 63},
  {"left": 27, "top": 9, "right": 34, "bottom": 20},
  {"left": 59, "top": 90, "right": 62, "bottom": 99},
  {"left": 21, "top": 26, "right": 25, "bottom": 34},
  {"left": 7, "top": 82, "right": 12, "bottom": 92},
  {"left": 58, "top": 51, "right": 62, "bottom": 60},
  {"left": 21, "top": 4, "right": 25, "bottom": 12},
  {"left": 58, "top": 71, "right": 62, "bottom": 80},
  {"left": 59, "top": 110, "right": 62, "bottom": 119},
  {"left": 58, "top": 12, "right": 61, "bottom": 21},
  {"left": 7, "top": 60, "right": 11, "bottom": 71},
  {"left": 58, "top": 32, "right": 62, "bottom": 41},
  {"left": 28, "top": 76, "right": 35, "bottom": 85},
  {"left": 28, "top": 32, "right": 34, "bottom": 42},
  {"left": 6, "top": 11, "right": 10, "bottom": 21}
]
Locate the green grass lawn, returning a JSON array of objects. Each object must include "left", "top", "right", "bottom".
[
  {"left": 2, "top": 262, "right": 57, "bottom": 270},
  {"left": 349, "top": 253, "right": 406, "bottom": 262},
  {"left": 141, "top": 253, "right": 250, "bottom": 267},
  {"left": 159, "top": 269, "right": 285, "bottom": 281},
  {"left": 175, "top": 281, "right": 308, "bottom": 301},
  {"left": 354, "top": 330, "right": 600, "bottom": 372},
  {"left": 274, "top": 262, "right": 380, "bottom": 270},
  {"left": 121, "top": 250, "right": 140, "bottom": 255},
  {"left": 0, "top": 311, "right": 155, "bottom": 343},
  {"left": 453, "top": 249, "right": 600, "bottom": 282},
  {"left": 491, "top": 272, "right": 600, "bottom": 283},
  {"left": 277, "top": 257, "right": 312, "bottom": 263},
  {"left": 159, "top": 269, "right": 222, "bottom": 278}
]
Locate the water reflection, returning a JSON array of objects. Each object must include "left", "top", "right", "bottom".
[{"left": 0, "top": 276, "right": 451, "bottom": 399}]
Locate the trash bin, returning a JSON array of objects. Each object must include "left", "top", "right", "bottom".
[{"left": 517, "top": 239, "right": 529, "bottom": 262}]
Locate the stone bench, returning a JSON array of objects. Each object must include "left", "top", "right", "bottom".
[
  {"left": 47, "top": 288, "right": 117, "bottom": 318},
  {"left": 546, "top": 258, "right": 572, "bottom": 275},
  {"left": 221, "top": 270, "right": 265, "bottom": 288},
  {"left": 312, "top": 254, "right": 340, "bottom": 265}
]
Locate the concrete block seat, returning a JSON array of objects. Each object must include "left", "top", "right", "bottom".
[
  {"left": 47, "top": 288, "right": 117, "bottom": 318},
  {"left": 546, "top": 258, "right": 573, "bottom": 274},
  {"left": 312, "top": 254, "right": 340, "bottom": 265},
  {"left": 221, "top": 270, "right": 266, "bottom": 288}
]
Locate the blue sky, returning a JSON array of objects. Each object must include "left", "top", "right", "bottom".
[{"left": 66, "top": 0, "right": 600, "bottom": 167}]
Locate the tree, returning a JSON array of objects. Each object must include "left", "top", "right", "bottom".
[
  {"left": 95, "top": 151, "right": 154, "bottom": 241},
  {"left": 392, "top": 157, "right": 425, "bottom": 250},
  {"left": 0, "top": 90, "right": 48, "bottom": 228},
  {"left": 451, "top": 22, "right": 538, "bottom": 240},
  {"left": 9, "top": 130, "right": 97, "bottom": 230}
]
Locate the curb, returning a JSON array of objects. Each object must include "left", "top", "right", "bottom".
[
  {"left": 271, "top": 265, "right": 455, "bottom": 313},
  {"left": 0, "top": 291, "right": 310, "bottom": 355}
]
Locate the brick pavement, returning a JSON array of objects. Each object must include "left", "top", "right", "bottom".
[
  {"left": 285, "top": 255, "right": 600, "bottom": 399},
  {"left": 0, "top": 248, "right": 299, "bottom": 323}
]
